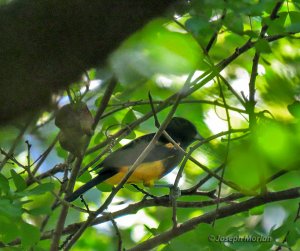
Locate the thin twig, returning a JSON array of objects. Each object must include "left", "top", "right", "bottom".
[
  {"left": 110, "top": 216, "right": 123, "bottom": 251},
  {"left": 213, "top": 76, "right": 232, "bottom": 226},
  {"left": 248, "top": 51, "right": 260, "bottom": 129},
  {"left": 0, "top": 116, "right": 32, "bottom": 171},
  {"left": 31, "top": 134, "right": 59, "bottom": 176}
]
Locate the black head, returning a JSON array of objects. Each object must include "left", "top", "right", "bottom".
[{"left": 164, "top": 117, "right": 202, "bottom": 148}]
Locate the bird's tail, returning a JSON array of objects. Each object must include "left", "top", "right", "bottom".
[{"left": 65, "top": 169, "right": 116, "bottom": 202}]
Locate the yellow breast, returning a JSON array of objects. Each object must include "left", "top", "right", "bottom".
[{"left": 104, "top": 160, "right": 166, "bottom": 186}]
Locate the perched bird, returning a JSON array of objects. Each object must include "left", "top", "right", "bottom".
[{"left": 66, "top": 117, "right": 202, "bottom": 202}]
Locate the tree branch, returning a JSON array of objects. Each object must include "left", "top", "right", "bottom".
[{"left": 128, "top": 187, "right": 300, "bottom": 251}]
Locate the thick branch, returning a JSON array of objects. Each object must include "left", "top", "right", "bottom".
[{"left": 128, "top": 187, "right": 300, "bottom": 251}]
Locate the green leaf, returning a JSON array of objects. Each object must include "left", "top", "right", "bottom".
[
  {"left": 249, "top": 205, "right": 265, "bottom": 215},
  {"left": 124, "top": 184, "right": 141, "bottom": 192},
  {"left": 122, "top": 109, "right": 137, "bottom": 125},
  {"left": 243, "top": 30, "right": 259, "bottom": 38},
  {"left": 20, "top": 182, "right": 54, "bottom": 196},
  {"left": 56, "top": 145, "right": 68, "bottom": 159},
  {"left": 96, "top": 183, "right": 113, "bottom": 192},
  {"left": 0, "top": 199, "right": 23, "bottom": 217},
  {"left": 288, "top": 101, "right": 300, "bottom": 118},
  {"left": 27, "top": 205, "right": 52, "bottom": 216},
  {"left": 255, "top": 39, "right": 272, "bottom": 53},
  {"left": 0, "top": 215, "right": 21, "bottom": 243},
  {"left": 20, "top": 222, "right": 40, "bottom": 247},
  {"left": 10, "top": 169, "right": 27, "bottom": 192},
  {"left": 286, "top": 227, "right": 300, "bottom": 246},
  {"left": 185, "top": 16, "right": 211, "bottom": 35},
  {"left": 271, "top": 224, "right": 289, "bottom": 238},
  {"left": 0, "top": 173, "right": 9, "bottom": 194},
  {"left": 256, "top": 242, "right": 274, "bottom": 251},
  {"left": 286, "top": 11, "right": 300, "bottom": 32},
  {"left": 224, "top": 13, "right": 244, "bottom": 34},
  {"left": 263, "top": 12, "right": 288, "bottom": 35},
  {"left": 77, "top": 170, "right": 92, "bottom": 183}
]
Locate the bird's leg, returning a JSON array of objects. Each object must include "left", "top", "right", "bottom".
[{"left": 154, "top": 184, "right": 181, "bottom": 200}]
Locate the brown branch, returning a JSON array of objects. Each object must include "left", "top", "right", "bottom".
[
  {"left": 248, "top": 51, "right": 260, "bottom": 129},
  {"left": 0, "top": 192, "right": 243, "bottom": 247},
  {"left": 248, "top": 1, "right": 283, "bottom": 129},
  {"left": 128, "top": 187, "right": 300, "bottom": 251}
]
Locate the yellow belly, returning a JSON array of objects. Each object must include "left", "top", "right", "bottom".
[{"left": 105, "top": 160, "right": 165, "bottom": 186}]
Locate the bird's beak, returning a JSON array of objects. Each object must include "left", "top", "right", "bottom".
[{"left": 194, "top": 133, "right": 204, "bottom": 141}]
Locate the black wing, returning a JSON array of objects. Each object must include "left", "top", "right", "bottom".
[{"left": 95, "top": 133, "right": 179, "bottom": 169}]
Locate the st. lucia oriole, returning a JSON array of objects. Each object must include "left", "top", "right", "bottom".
[{"left": 66, "top": 117, "right": 201, "bottom": 202}]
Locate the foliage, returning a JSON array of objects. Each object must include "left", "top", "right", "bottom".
[{"left": 1, "top": 0, "right": 300, "bottom": 250}]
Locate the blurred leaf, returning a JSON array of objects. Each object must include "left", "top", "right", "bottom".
[
  {"left": 255, "top": 39, "right": 272, "bottom": 54},
  {"left": 254, "top": 122, "right": 300, "bottom": 168},
  {"left": 0, "top": 199, "right": 23, "bottom": 217},
  {"left": 288, "top": 101, "right": 300, "bottom": 118},
  {"left": 122, "top": 109, "right": 137, "bottom": 125},
  {"left": 56, "top": 145, "right": 68, "bottom": 159},
  {"left": 261, "top": 71, "right": 295, "bottom": 104},
  {"left": 19, "top": 182, "right": 54, "bottom": 196},
  {"left": 270, "top": 216, "right": 294, "bottom": 238},
  {"left": 287, "top": 11, "right": 300, "bottom": 32},
  {"left": 249, "top": 205, "right": 265, "bottom": 216},
  {"left": 0, "top": 173, "right": 9, "bottom": 194},
  {"left": 10, "top": 169, "right": 27, "bottom": 192},
  {"left": 0, "top": 215, "right": 21, "bottom": 243},
  {"left": 20, "top": 222, "right": 40, "bottom": 247},
  {"left": 185, "top": 16, "right": 211, "bottom": 35},
  {"left": 263, "top": 12, "right": 288, "bottom": 35},
  {"left": 27, "top": 205, "right": 52, "bottom": 216},
  {"left": 111, "top": 19, "right": 204, "bottom": 84},
  {"left": 256, "top": 242, "right": 275, "bottom": 251},
  {"left": 226, "top": 139, "right": 270, "bottom": 188},
  {"left": 286, "top": 227, "right": 300, "bottom": 246},
  {"left": 96, "top": 182, "right": 113, "bottom": 192},
  {"left": 224, "top": 13, "right": 244, "bottom": 35},
  {"left": 77, "top": 170, "right": 92, "bottom": 183}
]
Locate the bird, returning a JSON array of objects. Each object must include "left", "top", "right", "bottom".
[{"left": 66, "top": 117, "right": 202, "bottom": 202}]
